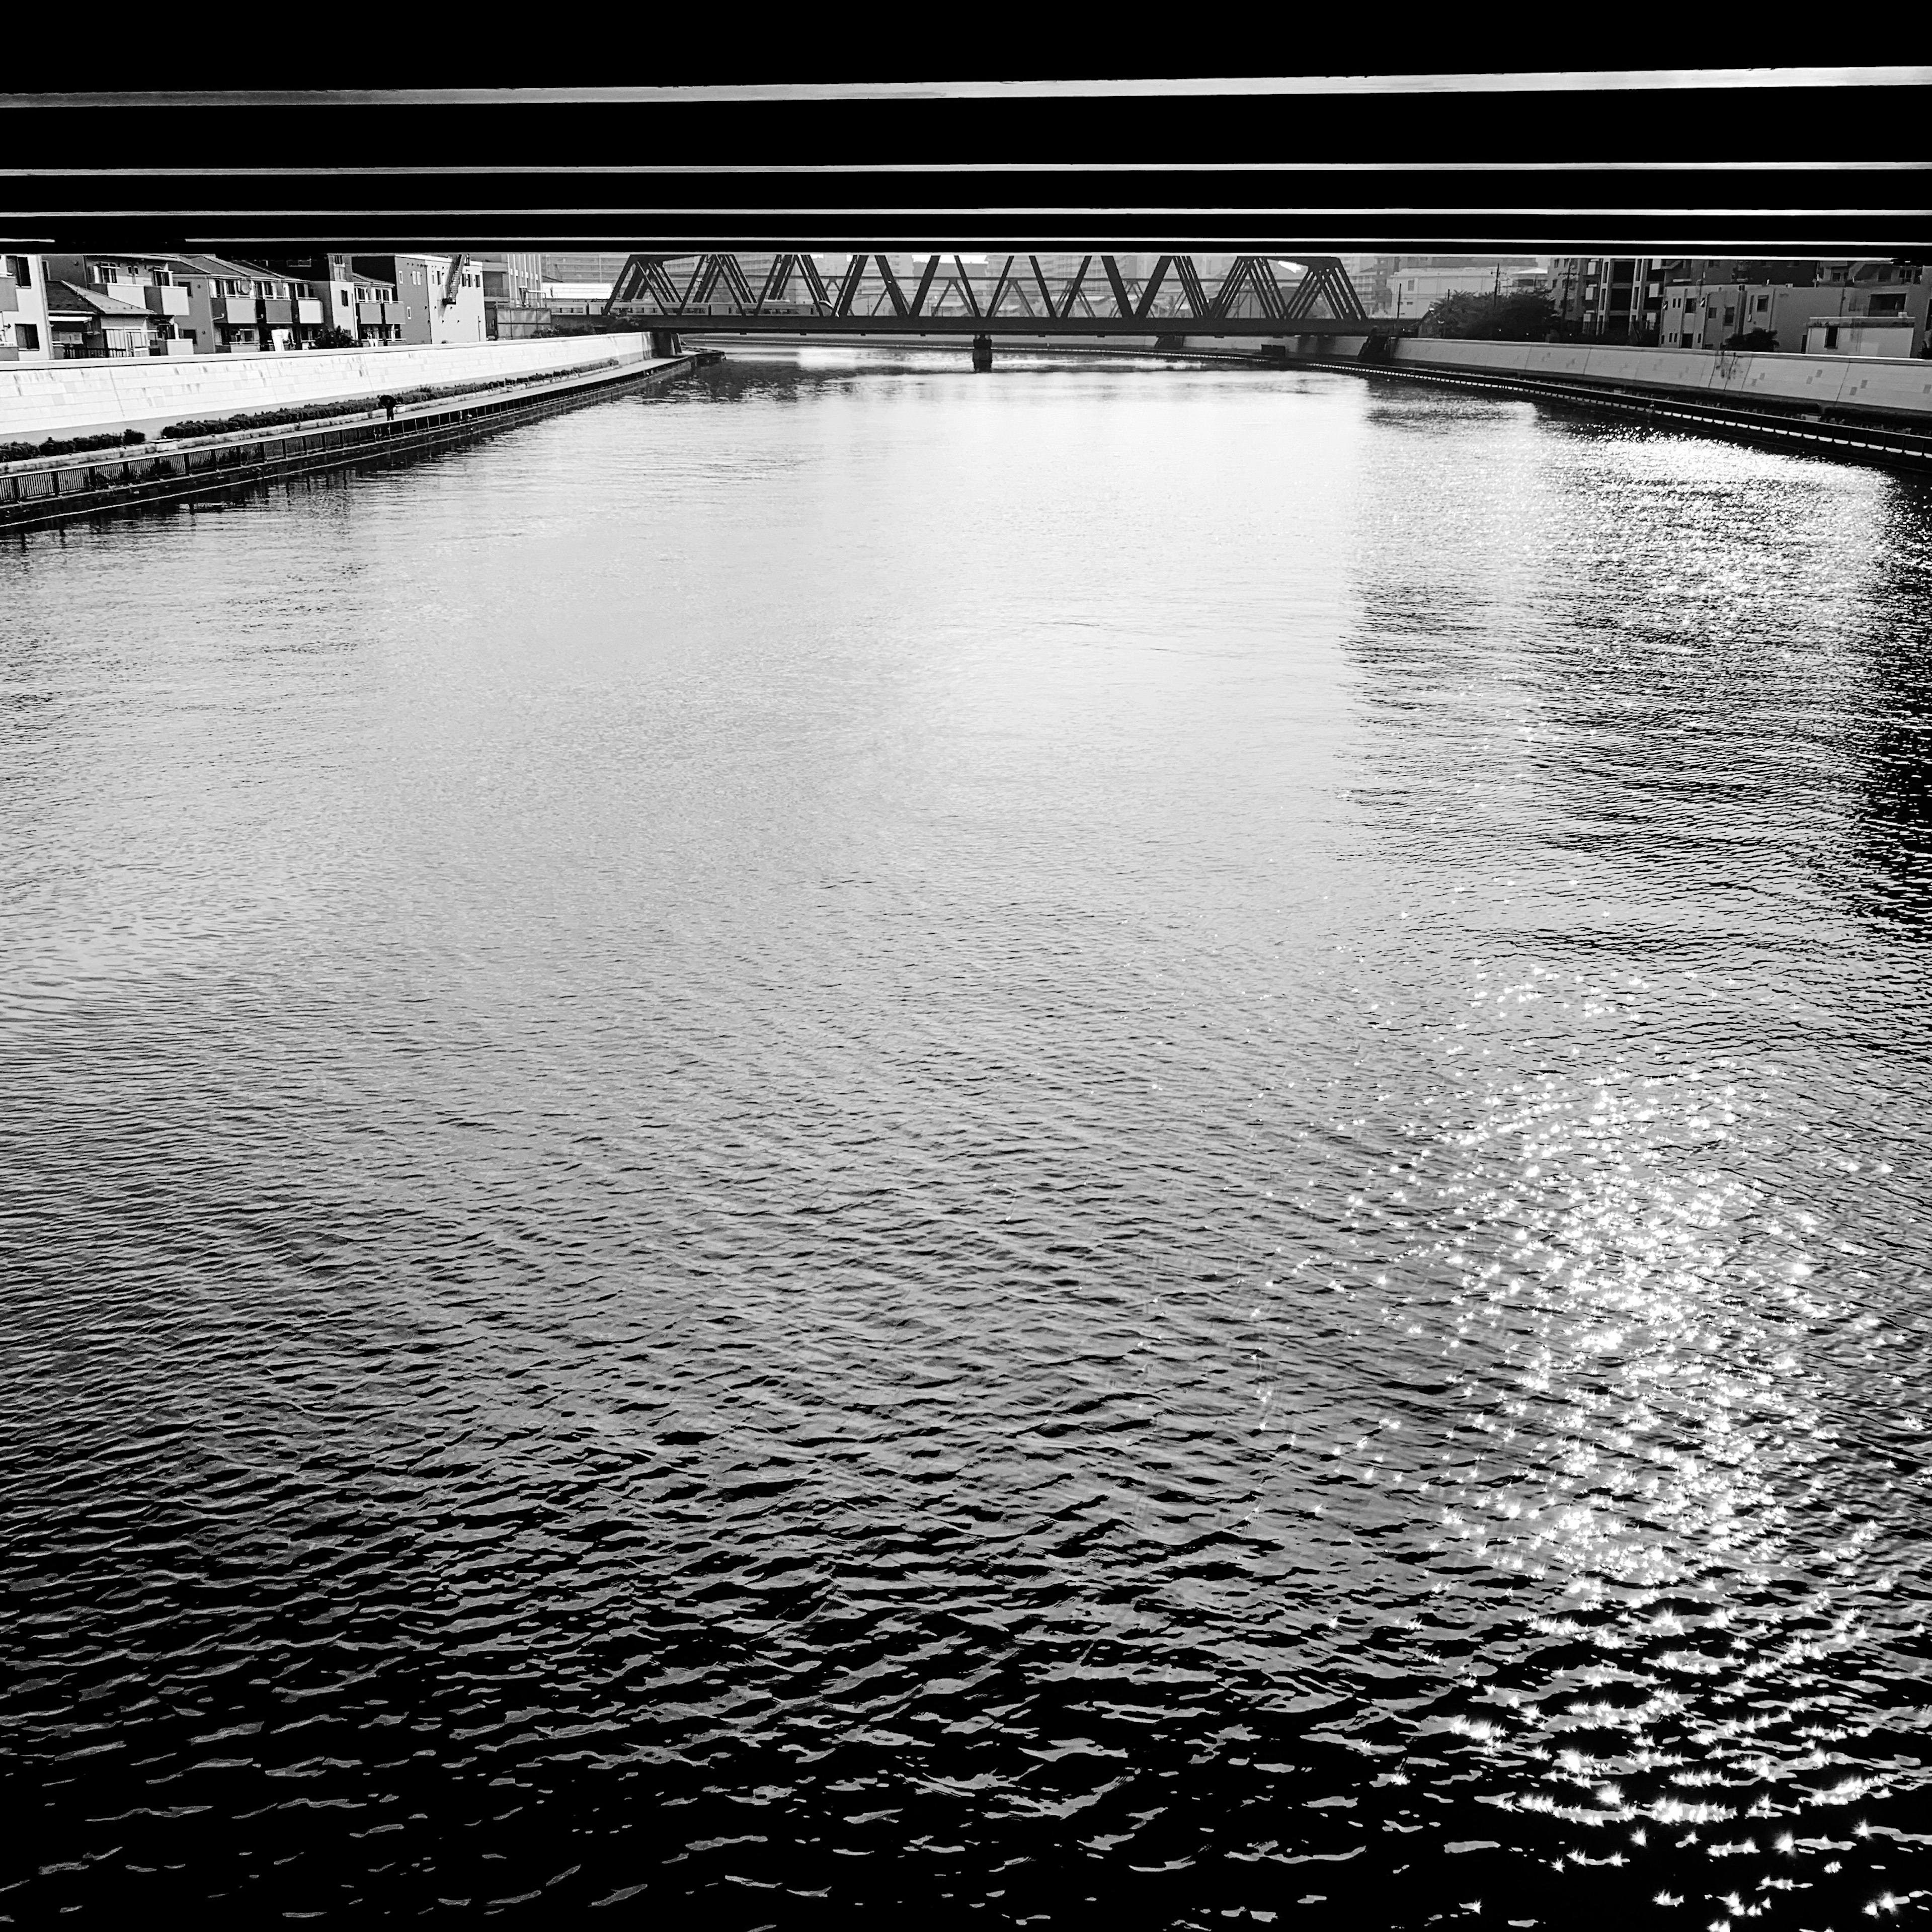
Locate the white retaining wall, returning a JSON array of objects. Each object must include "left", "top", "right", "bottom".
[
  {"left": 1, "top": 334, "right": 650, "bottom": 442},
  {"left": 1381, "top": 338, "right": 1932, "bottom": 420}
]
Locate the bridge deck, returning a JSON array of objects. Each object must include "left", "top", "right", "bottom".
[
  {"left": 605, "top": 252, "right": 1385, "bottom": 335},
  {"left": 616, "top": 314, "right": 1395, "bottom": 337}
]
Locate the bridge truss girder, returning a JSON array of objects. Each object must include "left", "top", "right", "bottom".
[{"left": 605, "top": 251, "right": 1376, "bottom": 333}]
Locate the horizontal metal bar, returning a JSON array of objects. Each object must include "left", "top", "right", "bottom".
[
  {"left": 631, "top": 315, "right": 1395, "bottom": 336},
  {"left": 7, "top": 70, "right": 1929, "bottom": 109}
]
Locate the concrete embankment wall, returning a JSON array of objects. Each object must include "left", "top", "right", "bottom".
[
  {"left": 1379, "top": 338, "right": 1932, "bottom": 422},
  {"left": 2, "top": 353, "right": 689, "bottom": 534},
  {"left": 1, "top": 334, "right": 652, "bottom": 442}
]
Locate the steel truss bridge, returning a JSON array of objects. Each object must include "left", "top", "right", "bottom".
[{"left": 605, "top": 252, "right": 1378, "bottom": 337}]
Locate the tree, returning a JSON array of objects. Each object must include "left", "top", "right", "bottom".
[
  {"left": 309, "top": 324, "right": 357, "bottom": 350},
  {"left": 1723, "top": 328, "right": 1780, "bottom": 351},
  {"left": 1420, "top": 289, "right": 1560, "bottom": 341}
]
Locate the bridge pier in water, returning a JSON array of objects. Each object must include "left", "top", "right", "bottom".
[{"left": 972, "top": 334, "right": 993, "bottom": 372}]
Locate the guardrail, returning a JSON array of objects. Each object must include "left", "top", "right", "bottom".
[
  {"left": 1, "top": 353, "right": 692, "bottom": 534},
  {"left": 1300, "top": 355, "right": 1932, "bottom": 474}
]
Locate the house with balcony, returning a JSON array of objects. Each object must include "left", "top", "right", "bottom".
[
  {"left": 167, "top": 257, "right": 269, "bottom": 354},
  {"left": 250, "top": 271, "right": 325, "bottom": 352},
  {"left": 156, "top": 255, "right": 335, "bottom": 354},
  {"left": 43, "top": 281, "right": 163, "bottom": 358},
  {"left": 1, "top": 253, "right": 52, "bottom": 362},
  {"left": 346, "top": 271, "right": 403, "bottom": 347},
  {"left": 252, "top": 255, "right": 396, "bottom": 345},
  {"left": 39, "top": 252, "right": 195, "bottom": 355}
]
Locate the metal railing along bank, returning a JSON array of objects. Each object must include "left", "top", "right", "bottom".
[
  {"left": 1289, "top": 347, "right": 1932, "bottom": 475},
  {"left": 0, "top": 352, "right": 692, "bottom": 533}
]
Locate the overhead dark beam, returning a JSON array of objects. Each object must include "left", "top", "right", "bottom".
[{"left": 2, "top": 70, "right": 1926, "bottom": 256}]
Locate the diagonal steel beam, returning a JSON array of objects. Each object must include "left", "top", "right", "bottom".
[
  {"left": 873, "top": 254, "right": 909, "bottom": 316},
  {"left": 1057, "top": 254, "right": 1093, "bottom": 320},
  {"left": 1134, "top": 255, "right": 1173, "bottom": 320},
  {"left": 610, "top": 254, "right": 646, "bottom": 305},
  {"left": 1279, "top": 261, "right": 1321, "bottom": 323},
  {"left": 834, "top": 253, "right": 869, "bottom": 316},
  {"left": 1100, "top": 254, "right": 1134, "bottom": 318},
  {"left": 1211, "top": 257, "right": 1251, "bottom": 320},
  {"left": 1325, "top": 259, "right": 1371, "bottom": 323},
  {"left": 908, "top": 253, "right": 941, "bottom": 317},
  {"left": 754, "top": 253, "right": 790, "bottom": 313},
  {"left": 951, "top": 254, "right": 980, "bottom": 316},
  {"left": 985, "top": 254, "right": 1015, "bottom": 318}
]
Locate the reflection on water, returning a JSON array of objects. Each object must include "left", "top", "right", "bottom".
[{"left": 2, "top": 350, "right": 1928, "bottom": 1924}]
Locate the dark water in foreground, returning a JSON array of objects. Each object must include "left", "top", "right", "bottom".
[{"left": 4, "top": 350, "right": 1930, "bottom": 1925}]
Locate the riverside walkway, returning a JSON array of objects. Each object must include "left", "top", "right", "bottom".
[{"left": 0, "top": 346, "right": 691, "bottom": 534}]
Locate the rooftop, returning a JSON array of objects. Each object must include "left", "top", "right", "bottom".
[{"left": 45, "top": 280, "right": 151, "bottom": 319}]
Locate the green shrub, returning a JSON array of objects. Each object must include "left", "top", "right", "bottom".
[
  {"left": 0, "top": 429, "right": 147, "bottom": 464},
  {"left": 155, "top": 360, "right": 625, "bottom": 441}
]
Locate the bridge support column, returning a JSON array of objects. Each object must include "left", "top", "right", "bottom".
[{"left": 971, "top": 333, "right": 993, "bottom": 371}]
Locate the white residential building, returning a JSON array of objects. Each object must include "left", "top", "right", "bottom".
[{"left": 1, "top": 253, "right": 51, "bottom": 362}]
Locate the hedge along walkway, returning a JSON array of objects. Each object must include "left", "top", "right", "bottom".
[
  {"left": 0, "top": 429, "right": 151, "bottom": 464},
  {"left": 152, "top": 357, "right": 630, "bottom": 441},
  {"left": 1, "top": 351, "right": 689, "bottom": 534}
]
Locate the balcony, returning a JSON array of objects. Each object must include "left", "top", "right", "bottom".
[
  {"left": 357, "top": 301, "right": 383, "bottom": 325},
  {"left": 220, "top": 296, "right": 257, "bottom": 324},
  {"left": 262, "top": 298, "right": 295, "bottom": 327},
  {"left": 143, "top": 284, "right": 190, "bottom": 316},
  {"left": 296, "top": 298, "right": 323, "bottom": 325},
  {"left": 0, "top": 276, "right": 17, "bottom": 313}
]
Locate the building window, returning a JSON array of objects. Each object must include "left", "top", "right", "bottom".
[
  {"left": 14, "top": 321, "right": 39, "bottom": 350},
  {"left": 4, "top": 255, "right": 29, "bottom": 286}
]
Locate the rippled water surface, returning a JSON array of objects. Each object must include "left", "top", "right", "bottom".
[{"left": 4, "top": 351, "right": 1931, "bottom": 1924}]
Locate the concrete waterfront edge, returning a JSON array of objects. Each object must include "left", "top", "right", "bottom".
[
  {"left": 1247, "top": 335, "right": 1932, "bottom": 472},
  {"left": 0, "top": 351, "right": 693, "bottom": 533},
  {"left": 0, "top": 334, "right": 666, "bottom": 445},
  {"left": 1384, "top": 338, "right": 1932, "bottom": 424}
]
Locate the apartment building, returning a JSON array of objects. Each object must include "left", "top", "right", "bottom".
[
  {"left": 255, "top": 255, "right": 399, "bottom": 346},
  {"left": 1547, "top": 257, "right": 1682, "bottom": 341},
  {"left": 155, "top": 257, "right": 309, "bottom": 355},
  {"left": 475, "top": 253, "right": 544, "bottom": 305},
  {"left": 1657, "top": 262, "right": 1927, "bottom": 356},
  {"left": 354, "top": 255, "right": 487, "bottom": 345},
  {"left": 1, "top": 253, "right": 51, "bottom": 362},
  {"left": 475, "top": 251, "right": 546, "bottom": 335},
  {"left": 1656, "top": 281, "right": 1817, "bottom": 352}
]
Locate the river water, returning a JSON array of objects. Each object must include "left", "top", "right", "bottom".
[{"left": 3, "top": 349, "right": 1929, "bottom": 1924}]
